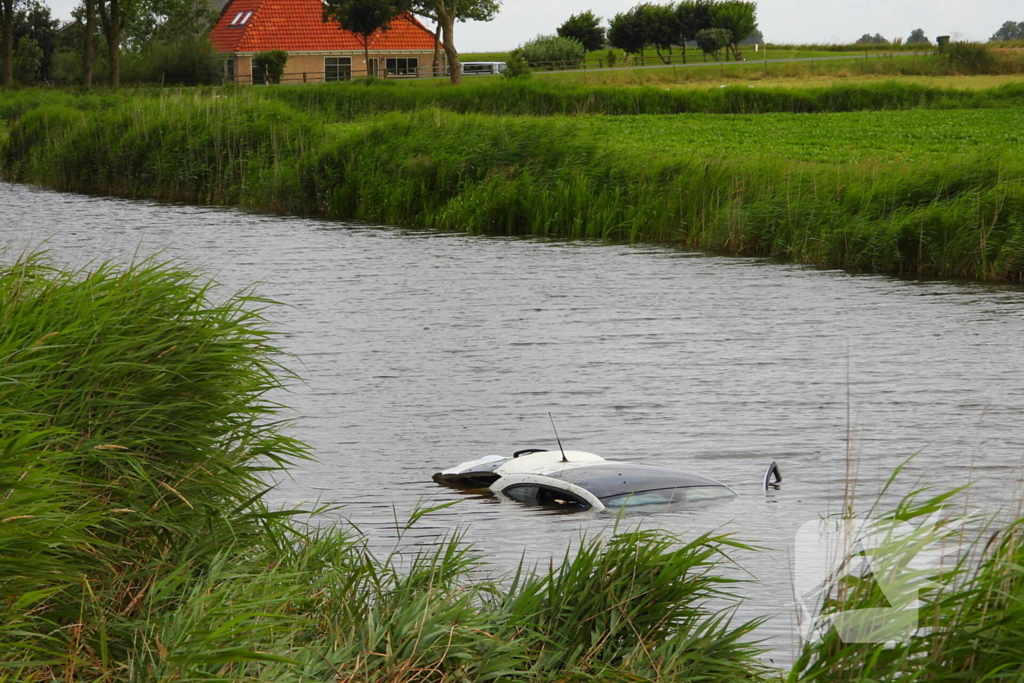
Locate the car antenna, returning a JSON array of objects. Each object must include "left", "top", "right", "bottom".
[{"left": 549, "top": 412, "right": 568, "bottom": 462}]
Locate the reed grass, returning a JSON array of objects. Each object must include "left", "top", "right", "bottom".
[
  {"left": 788, "top": 471, "right": 1024, "bottom": 683},
  {"left": 3, "top": 91, "right": 1024, "bottom": 280}
]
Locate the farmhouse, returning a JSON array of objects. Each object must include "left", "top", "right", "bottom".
[{"left": 210, "top": 0, "right": 441, "bottom": 84}]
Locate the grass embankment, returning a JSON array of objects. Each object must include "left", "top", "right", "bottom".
[
  {"left": 4, "top": 255, "right": 1024, "bottom": 682},
  {"left": 0, "top": 254, "right": 768, "bottom": 682},
  {"left": 3, "top": 84, "right": 1024, "bottom": 280},
  {"left": 457, "top": 46, "right": 1024, "bottom": 87}
]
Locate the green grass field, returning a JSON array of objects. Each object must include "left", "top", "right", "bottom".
[{"left": 571, "top": 108, "right": 1024, "bottom": 164}]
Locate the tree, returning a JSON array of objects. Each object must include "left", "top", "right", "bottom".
[
  {"left": 608, "top": 6, "right": 648, "bottom": 64},
  {"left": 675, "top": 0, "right": 712, "bottom": 63},
  {"left": 556, "top": 10, "right": 604, "bottom": 53},
  {"left": 636, "top": 3, "right": 678, "bottom": 64},
  {"left": 990, "top": 20, "right": 1024, "bottom": 42},
  {"left": 13, "top": 1, "right": 59, "bottom": 81},
  {"left": 83, "top": 0, "right": 94, "bottom": 85},
  {"left": 323, "top": 0, "right": 409, "bottom": 79},
  {"left": 410, "top": 0, "right": 500, "bottom": 85},
  {"left": 1, "top": 0, "right": 12, "bottom": 86},
  {"left": 710, "top": 0, "right": 756, "bottom": 60},
  {"left": 12, "top": 33, "right": 40, "bottom": 82},
  {"left": 855, "top": 32, "right": 888, "bottom": 45},
  {"left": 252, "top": 49, "right": 287, "bottom": 83},
  {"left": 96, "top": 0, "right": 131, "bottom": 86},
  {"left": 740, "top": 27, "right": 763, "bottom": 45},
  {"left": 906, "top": 28, "right": 930, "bottom": 45},
  {"left": 695, "top": 27, "right": 729, "bottom": 61}
]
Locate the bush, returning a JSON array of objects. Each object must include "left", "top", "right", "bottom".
[
  {"left": 126, "top": 37, "right": 223, "bottom": 86},
  {"left": 253, "top": 49, "right": 288, "bottom": 84},
  {"left": 514, "top": 34, "right": 587, "bottom": 70},
  {"left": 503, "top": 54, "right": 532, "bottom": 79},
  {"left": 49, "top": 47, "right": 83, "bottom": 85}
]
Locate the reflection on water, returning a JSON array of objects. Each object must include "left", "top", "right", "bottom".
[{"left": 4, "top": 181, "right": 1024, "bottom": 665}]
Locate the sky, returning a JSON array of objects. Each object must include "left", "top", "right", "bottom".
[{"left": 42, "top": 0, "right": 1022, "bottom": 53}]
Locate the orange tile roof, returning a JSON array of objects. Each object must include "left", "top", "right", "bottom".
[{"left": 211, "top": 0, "right": 437, "bottom": 53}]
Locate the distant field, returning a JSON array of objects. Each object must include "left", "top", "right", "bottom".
[
  {"left": 570, "top": 108, "right": 1024, "bottom": 164},
  {"left": 462, "top": 45, "right": 901, "bottom": 65}
]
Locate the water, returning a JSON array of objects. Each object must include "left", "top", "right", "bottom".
[{"left": 4, "top": 181, "right": 1024, "bottom": 664}]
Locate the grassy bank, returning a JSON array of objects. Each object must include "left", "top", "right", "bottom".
[
  {"left": 2, "top": 87, "right": 1023, "bottom": 280},
  {"left": 0, "top": 253, "right": 769, "bottom": 682}
]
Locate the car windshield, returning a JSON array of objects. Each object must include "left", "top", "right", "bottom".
[{"left": 601, "top": 485, "right": 735, "bottom": 509}]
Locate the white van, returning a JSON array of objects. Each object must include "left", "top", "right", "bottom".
[{"left": 459, "top": 62, "right": 506, "bottom": 76}]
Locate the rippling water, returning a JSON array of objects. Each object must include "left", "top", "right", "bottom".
[{"left": 4, "top": 181, "right": 1024, "bottom": 664}]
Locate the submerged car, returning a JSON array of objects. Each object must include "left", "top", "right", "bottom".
[{"left": 432, "top": 448, "right": 775, "bottom": 512}]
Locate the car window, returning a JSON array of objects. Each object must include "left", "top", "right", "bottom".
[{"left": 503, "top": 484, "right": 591, "bottom": 509}]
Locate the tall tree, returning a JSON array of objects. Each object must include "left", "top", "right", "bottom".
[
  {"left": 557, "top": 10, "right": 604, "bottom": 53},
  {"left": 710, "top": 0, "right": 756, "bottom": 60},
  {"left": 323, "top": 0, "right": 409, "bottom": 78},
  {"left": 410, "top": 0, "right": 500, "bottom": 85},
  {"left": 636, "top": 3, "right": 678, "bottom": 64},
  {"left": 906, "top": 28, "right": 930, "bottom": 45},
  {"left": 608, "top": 6, "right": 648, "bottom": 64},
  {"left": 83, "top": 0, "right": 94, "bottom": 85},
  {"left": 675, "top": 0, "right": 712, "bottom": 63},
  {"left": 1, "top": 0, "right": 13, "bottom": 86},
  {"left": 990, "top": 20, "right": 1024, "bottom": 41},
  {"left": 14, "top": 1, "right": 59, "bottom": 81},
  {"left": 96, "top": 0, "right": 129, "bottom": 86}
]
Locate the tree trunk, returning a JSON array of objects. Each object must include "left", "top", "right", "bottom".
[
  {"left": 432, "top": 23, "right": 441, "bottom": 77},
  {"left": 437, "top": 10, "right": 459, "bottom": 85},
  {"left": 83, "top": 0, "right": 95, "bottom": 86},
  {"left": 1, "top": 0, "right": 13, "bottom": 87},
  {"left": 98, "top": 0, "right": 121, "bottom": 87}
]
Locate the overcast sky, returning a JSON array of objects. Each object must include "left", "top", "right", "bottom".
[{"left": 43, "top": 0, "right": 1022, "bottom": 52}]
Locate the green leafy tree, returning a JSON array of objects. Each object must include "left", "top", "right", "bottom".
[
  {"left": 855, "top": 32, "right": 888, "bottom": 45},
  {"left": 608, "top": 6, "right": 648, "bottom": 64},
  {"left": 12, "top": 33, "right": 39, "bottom": 82},
  {"left": 13, "top": 1, "right": 59, "bottom": 81},
  {"left": 637, "top": 3, "right": 678, "bottom": 64},
  {"left": 410, "top": 0, "right": 501, "bottom": 85},
  {"left": 675, "top": 0, "right": 712, "bottom": 63},
  {"left": 695, "top": 26, "right": 729, "bottom": 61},
  {"left": 323, "top": 0, "right": 410, "bottom": 78},
  {"left": 513, "top": 33, "right": 585, "bottom": 69},
  {"left": 906, "top": 27, "right": 930, "bottom": 45},
  {"left": 252, "top": 49, "right": 287, "bottom": 84},
  {"left": 740, "top": 26, "right": 763, "bottom": 45},
  {"left": 710, "top": 0, "right": 756, "bottom": 60},
  {"left": 990, "top": 20, "right": 1024, "bottom": 41},
  {"left": 557, "top": 10, "right": 604, "bottom": 53}
]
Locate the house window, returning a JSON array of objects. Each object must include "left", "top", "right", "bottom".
[
  {"left": 325, "top": 57, "right": 351, "bottom": 82},
  {"left": 385, "top": 57, "right": 419, "bottom": 76},
  {"left": 229, "top": 11, "right": 253, "bottom": 26},
  {"left": 224, "top": 58, "right": 235, "bottom": 82},
  {"left": 368, "top": 58, "right": 379, "bottom": 77}
]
